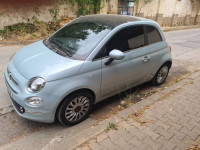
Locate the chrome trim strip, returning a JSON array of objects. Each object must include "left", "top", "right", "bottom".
[
  {"left": 7, "top": 68, "right": 19, "bottom": 86},
  {"left": 5, "top": 75, "right": 18, "bottom": 94},
  {"left": 25, "top": 111, "right": 42, "bottom": 115}
]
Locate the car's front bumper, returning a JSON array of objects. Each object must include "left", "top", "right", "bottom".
[{"left": 4, "top": 61, "right": 59, "bottom": 123}]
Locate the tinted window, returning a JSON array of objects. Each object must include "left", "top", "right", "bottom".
[
  {"left": 146, "top": 26, "right": 162, "bottom": 45},
  {"left": 49, "top": 21, "right": 113, "bottom": 60},
  {"left": 106, "top": 29, "right": 129, "bottom": 53},
  {"left": 106, "top": 25, "right": 145, "bottom": 54},
  {"left": 126, "top": 26, "right": 145, "bottom": 50}
]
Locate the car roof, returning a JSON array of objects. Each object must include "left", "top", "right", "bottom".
[{"left": 78, "top": 14, "right": 144, "bottom": 27}]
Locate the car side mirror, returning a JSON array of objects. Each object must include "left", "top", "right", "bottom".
[
  {"left": 105, "top": 49, "right": 125, "bottom": 66},
  {"left": 109, "top": 49, "right": 125, "bottom": 60}
]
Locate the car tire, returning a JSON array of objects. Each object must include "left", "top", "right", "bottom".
[
  {"left": 57, "top": 91, "right": 93, "bottom": 126},
  {"left": 152, "top": 64, "right": 169, "bottom": 86}
]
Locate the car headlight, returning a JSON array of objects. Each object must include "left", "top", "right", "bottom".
[
  {"left": 28, "top": 77, "right": 45, "bottom": 92},
  {"left": 26, "top": 97, "right": 43, "bottom": 107}
]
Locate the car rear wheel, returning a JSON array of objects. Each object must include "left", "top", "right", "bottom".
[
  {"left": 152, "top": 64, "right": 169, "bottom": 86},
  {"left": 57, "top": 91, "right": 93, "bottom": 126}
]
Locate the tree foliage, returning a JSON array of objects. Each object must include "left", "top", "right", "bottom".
[
  {"left": 68, "top": 0, "right": 109, "bottom": 16},
  {"left": 135, "top": 0, "right": 152, "bottom": 4},
  {"left": 68, "top": 0, "right": 153, "bottom": 16}
]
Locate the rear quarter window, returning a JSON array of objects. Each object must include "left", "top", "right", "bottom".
[{"left": 146, "top": 26, "right": 162, "bottom": 45}]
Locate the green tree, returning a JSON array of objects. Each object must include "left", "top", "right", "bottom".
[{"left": 69, "top": 0, "right": 109, "bottom": 16}]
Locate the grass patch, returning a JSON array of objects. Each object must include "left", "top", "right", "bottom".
[
  {"left": 104, "top": 123, "right": 118, "bottom": 132},
  {"left": 0, "top": 16, "right": 74, "bottom": 41},
  {"left": 31, "top": 16, "right": 41, "bottom": 24}
]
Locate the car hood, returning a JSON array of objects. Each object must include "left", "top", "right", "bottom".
[{"left": 12, "top": 40, "right": 84, "bottom": 81}]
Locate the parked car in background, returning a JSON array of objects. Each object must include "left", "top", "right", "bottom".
[{"left": 5, "top": 14, "right": 172, "bottom": 125}]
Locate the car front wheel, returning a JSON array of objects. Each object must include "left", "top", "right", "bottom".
[{"left": 57, "top": 91, "right": 93, "bottom": 126}]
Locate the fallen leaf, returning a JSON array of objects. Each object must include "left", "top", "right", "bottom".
[
  {"left": 146, "top": 106, "right": 150, "bottom": 109},
  {"left": 148, "top": 120, "right": 154, "bottom": 123},
  {"left": 134, "top": 113, "right": 139, "bottom": 117}
]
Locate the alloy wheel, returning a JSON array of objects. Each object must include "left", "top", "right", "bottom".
[
  {"left": 157, "top": 66, "right": 169, "bottom": 84},
  {"left": 65, "top": 96, "right": 90, "bottom": 122}
]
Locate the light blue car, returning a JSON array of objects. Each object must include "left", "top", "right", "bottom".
[{"left": 5, "top": 15, "right": 172, "bottom": 125}]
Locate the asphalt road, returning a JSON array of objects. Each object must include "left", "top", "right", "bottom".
[{"left": 0, "top": 28, "right": 200, "bottom": 148}]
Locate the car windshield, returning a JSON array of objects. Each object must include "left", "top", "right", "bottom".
[{"left": 49, "top": 20, "right": 113, "bottom": 60}]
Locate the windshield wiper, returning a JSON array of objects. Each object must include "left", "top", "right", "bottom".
[{"left": 49, "top": 38, "right": 72, "bottom": 57}]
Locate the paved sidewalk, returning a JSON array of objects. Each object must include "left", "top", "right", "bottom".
[{"left": 74, "top": 72, "right": 200, "bottom": 150}]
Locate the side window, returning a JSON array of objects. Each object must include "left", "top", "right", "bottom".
[
  {"left": 106, "top": 25, "right": 145, "bottom": 53},
  {"left": 94, "top": 25, "right": 145, "bottom": 60},
  {"left": 106, "top": 29, "right": 129, "bottom": 54},
  {"left": 126, "top": 26, "right": 145, "bottom": 50},
  {"left": 146, "top": 26, "right": 162, "bottom": 45}
]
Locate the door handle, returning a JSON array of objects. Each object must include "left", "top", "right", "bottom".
[{"left": 143, "top": 56, "right": 150, "bottom": 62}]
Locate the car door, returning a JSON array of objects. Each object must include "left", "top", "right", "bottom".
[
  {"left": 144, "top": 25, "right": 167, "bottom": 78},
  {"left": 99, "top": 25, "right": 153, "bottom": 98}
]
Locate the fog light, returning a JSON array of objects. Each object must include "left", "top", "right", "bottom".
[
  {"left": 26, "top": 97, "right": 43, "bottom": 107},
  {"left": 19, "top": 106, "right": 25, "bottom": 113}
]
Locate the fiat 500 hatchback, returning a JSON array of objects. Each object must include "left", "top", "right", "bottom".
[{"left": 5, "top": 14, "right": 172, "bottom": 125}]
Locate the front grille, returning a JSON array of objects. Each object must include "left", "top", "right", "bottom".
[
  {"left": 11, "top": 97, "right": 25, "bottom": 114},
  {"left": 5, "top": 78, "right": 18, "bottom": 94},
  {"left": 7, "top": 68, "right": 19, "bottom": 86}
]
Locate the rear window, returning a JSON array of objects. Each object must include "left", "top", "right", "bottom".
[{"left": 146, "top": 26, "right": 162, "bottom": 45}]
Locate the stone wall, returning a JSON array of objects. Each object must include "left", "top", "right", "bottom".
[
  {"left": 196, "top": 15, "right": 200, "bottom": 24},
  {"left": 135, "top": 0, "right": 200, "bottom": 26},
  {"left": 0, "top": 0, "right": 76, "bottom": 30},
  {"left": 1, "top": 0, "right": 200, "bottom": 29}
]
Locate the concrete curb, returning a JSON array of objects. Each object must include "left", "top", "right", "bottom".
[{"left": 0, "top": 25, "right": 200, "bottom": 46}]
